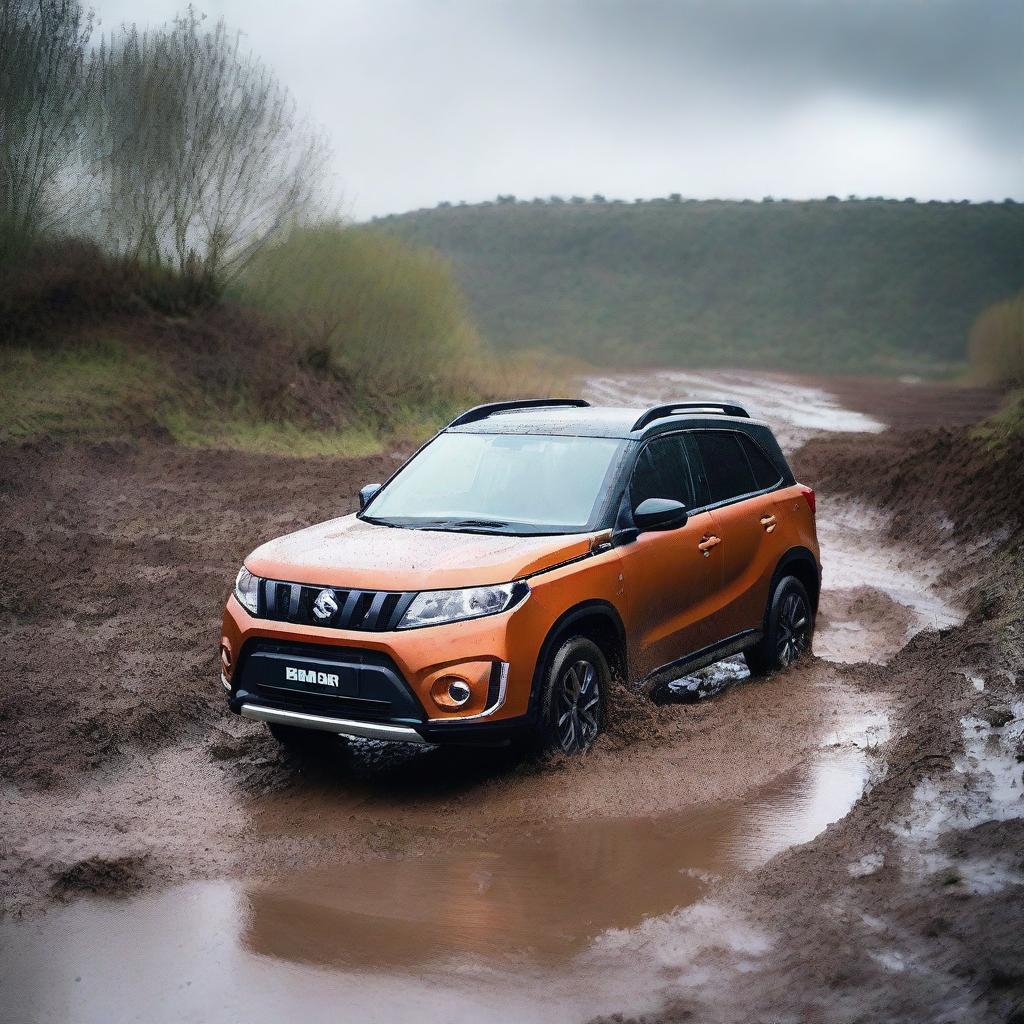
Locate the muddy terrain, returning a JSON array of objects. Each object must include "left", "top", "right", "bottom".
[{"left": 1, "top": 374, "right": 1021, "bottom": 1024}]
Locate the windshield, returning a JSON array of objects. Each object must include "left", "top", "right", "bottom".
[{"left": 364, "top": 432, "right": 627, "bottom": 533}]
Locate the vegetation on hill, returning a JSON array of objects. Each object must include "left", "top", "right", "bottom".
[
  {"left": 0, "top": 232, "right": 563, "bottom": 453},
  {"left": 970, "top": 292, "right": 1024, "bottom": 387},
  {"left": 0, "top": 2, "right": 561, "bottom": 453},
  {"left": 377, "top": 197, "right": 1024, "bottom": 375},
  {"left": 970, "top": 291, "right": 1024, "bottom": 444}
]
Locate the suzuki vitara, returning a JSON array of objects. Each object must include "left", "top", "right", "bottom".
[{"left": 220, "top": 399, "right": 820, "bottom": 755}]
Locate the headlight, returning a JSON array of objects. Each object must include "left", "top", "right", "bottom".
[
  {"left": 234, "top": 566, "right": 261, "bottom": 614},
  {"left": 398, "top": 581, "right": 529, "bottom": 629}
]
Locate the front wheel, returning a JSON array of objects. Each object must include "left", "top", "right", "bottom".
[
  {"left": 744, "top": 576, "right": 814, "bottom": 677},
  {"left": 534, "top": 636, "right": 608, "bottom": 754}
]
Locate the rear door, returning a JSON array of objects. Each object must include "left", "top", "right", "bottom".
[
  {"left": 617, "top": 433, "right": 717, "bottom": 679},
  {"left": 691, "top": 430, "right": 785, "bottom": 641}
]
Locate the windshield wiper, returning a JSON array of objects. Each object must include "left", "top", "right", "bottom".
[{"left": 419, "top": 518, "right": 511, "bottom": 533}]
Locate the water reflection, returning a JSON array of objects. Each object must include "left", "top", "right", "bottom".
[
  {"left": 0, "top": 747, "right": 872, "bottom": 1024},
  {"left": 242, "top": 748, "right": 868, "bottom": 971}
]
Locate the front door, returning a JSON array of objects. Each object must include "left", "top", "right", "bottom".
[{"left": 618, "top": 434, "right": 717, "bottom": 679}]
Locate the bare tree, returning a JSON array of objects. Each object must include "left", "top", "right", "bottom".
[
  {"left": 0, "top": 0, "right": 93, "bottom": 256},
  {"left": 90, "top": 9, "right": 327, "bottom": 287}
]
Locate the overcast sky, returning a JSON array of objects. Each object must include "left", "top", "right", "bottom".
[{"left": 91, "top": 0, "right": 1024, "bottom": 220}]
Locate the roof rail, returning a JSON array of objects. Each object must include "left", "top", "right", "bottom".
[
  {"left": 632, "top": 401, "right": 750, "bottom": 432},
  {"left": 447, "top": 398, "right": 590, "bottom": 428}
]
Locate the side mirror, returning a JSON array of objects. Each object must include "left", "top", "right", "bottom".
[
  {"left": 633, "top": 497, "right": 688, "bottom": 532},
  {"left": 358, "top": 483, "right": 382, "bottom": 511}
]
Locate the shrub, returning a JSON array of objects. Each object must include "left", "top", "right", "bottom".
[
  {"left": 238, "top": 224, "right": 484, "bottom": 409},
  {"left": 0, "top": 237, "right": 217, "bottom": 343},
  {"left": 969, "top": 293, "right": 1024, "bottom": 386}
]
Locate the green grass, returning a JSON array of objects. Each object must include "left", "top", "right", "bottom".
[
  {"left": 0, "top": 337, "right": 552, "bottom": 456},
  {"left": 973, "top": 388, "right": 1024, "bottom": 448},
  {"left": 1, "top": 339, "right": 394, "bottom": 456},
  {"left": 161, "top": 410, "right": 386, "bottom": 457},
  {"left": 0, "top": 340, "right": 161, "bottom": 442}
]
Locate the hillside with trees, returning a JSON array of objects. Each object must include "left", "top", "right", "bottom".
[{"left": 377, "top": 197, "right": 1024, "bottom": 375}]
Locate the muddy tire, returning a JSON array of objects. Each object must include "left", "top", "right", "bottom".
[
  {"left": 744, "top": 575, "right": 814, "bottom": 677},
  {"left": 267, "top": 722, "right": 346, "bottom": 754},
  {"left": 533, "top": 636, "right": 608, "bottom": 754}
]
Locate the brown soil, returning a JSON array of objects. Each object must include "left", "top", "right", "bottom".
[
  {"left": 781, "top": 371, "right": 1004, "bottom": 432},
  {"left": 1, "top": 375, "right": 1022, "bottom": 1023}
]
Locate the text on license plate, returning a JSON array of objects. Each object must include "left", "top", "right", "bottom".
[{"left": 285, "top": 666, "right": 340, "bottom": 688}]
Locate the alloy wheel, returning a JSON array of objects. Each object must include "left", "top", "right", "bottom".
[
  {"left": 777, "top": 591, "right": 811, "bottom": 666},
  {"left": 556, "top": 659, "right": 601, "bottom": 753}
]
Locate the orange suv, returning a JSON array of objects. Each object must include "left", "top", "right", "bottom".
[{"left": 220, "top": 399, "right": 820, "bottom": 754}]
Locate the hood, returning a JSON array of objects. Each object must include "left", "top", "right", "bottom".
[{"left": 245, "top": 514, "right": 598, "bottom": 591}]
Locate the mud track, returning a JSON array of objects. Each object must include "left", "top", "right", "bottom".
[{"left": 1, "top": 376, "right": 1021, "bottom": 1023}]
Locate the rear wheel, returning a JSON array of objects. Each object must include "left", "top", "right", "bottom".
[
  {"left": 744, "top": 575, "right": 813, "bottom": 677},
  {"left": 535, "top": 636, "right": 608, "bottom": 754},
  {"left": 267, "top": 722, "right": 346, "bottom": 754}
]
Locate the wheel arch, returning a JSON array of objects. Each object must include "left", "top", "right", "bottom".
[
  {"left": 528, "top": 600, "right": 628, "bottom": 716},
  {"left": 769, "top": 546, "right": 821, "bottom": 616}
]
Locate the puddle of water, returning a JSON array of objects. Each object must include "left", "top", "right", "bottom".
[
  {"left": 0, "top": 748, "right": 870, "bottom": 1024},
  {"left": 890, "top": 700, "right": 1024, "bottom": 890},
  {"left": 583, "top": 370, "right": 884, "bottom": 451},
  {"left": 814, "top": 501, "right": 963, "bottom": 664}
]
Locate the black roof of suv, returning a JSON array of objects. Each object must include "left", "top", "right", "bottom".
[
  {"left": 446, "top": 398, "right": 769, "bottom": 439},
  {"left": 444, "top": 398, "right": 795, "bottom": 490}
]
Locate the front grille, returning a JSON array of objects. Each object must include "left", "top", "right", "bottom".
[{"left": 259, "top": 579, "right": 415, "bottom": 631}]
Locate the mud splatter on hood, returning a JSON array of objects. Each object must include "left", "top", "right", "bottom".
[{"left": 245, "top": 513, "right": 596, "bottom": 590}]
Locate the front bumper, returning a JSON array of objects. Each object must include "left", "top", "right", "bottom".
[
  {"left": 239, "top": 703, "right": 429, "bottom": 744},
  {"left": 220, "top": 593, "right": 540, "bottom": 745}
]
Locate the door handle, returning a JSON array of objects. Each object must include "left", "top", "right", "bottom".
[
  {"left": 759, "top": 514, "right": 777, "bottom": 533},
  {"left": 697, "top": 534, "right": 721, "bottom": 557}
]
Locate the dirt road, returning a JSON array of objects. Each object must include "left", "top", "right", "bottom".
[{"left": 1, "top": 374, "right": 1021, "bottom": 1024}]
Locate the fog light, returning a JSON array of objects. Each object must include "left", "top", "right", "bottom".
[
  {"left": 447, "top": 680, "right": 471, "bottom": 706},
  {"left": 426, "top": 662, "right": 492, "bottom": 711},
  {"left": 429, "top": 673, "right": 476, "bottom": 709}
]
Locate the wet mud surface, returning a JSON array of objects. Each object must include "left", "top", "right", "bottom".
[{"left": 1, "top": 373, "right": 1021, "bottom": 1023}]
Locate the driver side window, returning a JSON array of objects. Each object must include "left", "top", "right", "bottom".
[{"left": 630, "top": 435, "right": 698, "bottom": 508}]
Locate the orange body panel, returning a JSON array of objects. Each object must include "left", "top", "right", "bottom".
[
  {"left": 222, "top": 539, "right": 628, "bottom": 724},
  {"left": 245, "top": 515, "right": 596, "bottom": 592},
  {"left": 615, "top": 509, "right": 718, "bottom": 679},
  {"left": 704, "top": 483, "right": 816, "bottom": 639}
]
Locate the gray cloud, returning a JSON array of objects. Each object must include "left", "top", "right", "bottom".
[{"left": 92, "top": 0, "right": 1024, "bottom": 218}]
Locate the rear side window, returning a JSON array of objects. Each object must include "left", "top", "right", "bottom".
[
  {"left": 693, "top": 431, "right": 758, "bottom": 504},
  {"left": 739, "top": 435, "right": 782, "bottom": 490},
  {"left": 630, "top": 435, "right": 698, "bottom": 508}
]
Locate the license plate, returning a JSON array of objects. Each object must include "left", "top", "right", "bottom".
[
  {"left": 242, "top": 649, "right": 359, "bottom": 698},
  {"left": 284, "top": 665, "right": 340, "bottom": 689}
]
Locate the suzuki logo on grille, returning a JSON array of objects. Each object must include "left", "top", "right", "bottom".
[{"left": 312, "top": 588, "right": 339, "bottom": 623}]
